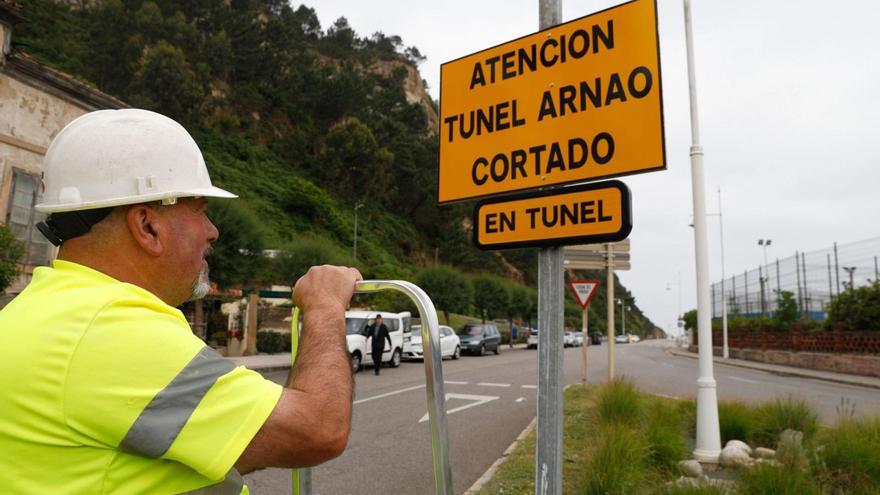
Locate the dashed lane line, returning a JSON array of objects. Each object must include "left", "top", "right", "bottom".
[
  {"left": 353, "top": 384, "right": 425, "bottom": 405},
  {"left": 477, "top": 382, "right": 511, "bottom": 388}
]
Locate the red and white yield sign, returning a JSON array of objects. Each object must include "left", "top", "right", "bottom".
[{"left": 569, "top": 280, "right": 600, "bottom": 309}]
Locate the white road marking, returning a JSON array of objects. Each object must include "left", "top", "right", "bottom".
[
  {"left": 728, "top": 376, "right": 760, "bottom": 385},
  {"left": 654, "top": 393, "right": 680, "bottom": 400},
  {"left": 444, "top": 380, "right": 469, "bottom": 385},
  {"left": 515, "top": 397, "right": 526, "bottom": 403},
  {"left": 477, "top": 382, "right": 511, "bottom": 388},
  {"left": 354, "top": 384, "right": 425, "bottom": 405},
  {"left": 520, "top": 385, "right": 537, "bottom": 389},
  {"left": 419, "top": 393, "right": 500, "bottom": 423}
]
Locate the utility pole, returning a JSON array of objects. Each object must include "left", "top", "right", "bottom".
[
  {"left": 683, "top": 0, "right": 721, "bottom": 463},
  {"left": 353, "top": 203, "right": 364, "bottom": 261},
  {"left": 843, "top": 267, "right": 856, "bottom": 291}
]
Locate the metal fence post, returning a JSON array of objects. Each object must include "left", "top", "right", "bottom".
[{"left": 834, "top": 242, "right": 841, "bottom": 297}]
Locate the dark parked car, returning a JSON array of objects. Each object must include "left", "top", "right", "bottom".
[{"left": 457, "top": 323, "right": 501, "bottom": 356}]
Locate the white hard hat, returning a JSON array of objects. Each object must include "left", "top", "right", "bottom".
[{"left": 36, "top": 108, "right": 236, "bottom": 213}]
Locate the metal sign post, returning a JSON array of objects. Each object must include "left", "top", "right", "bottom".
[
  {"left": 290, "top": 280, "right": 453, "bottom": 495},
  {"left": 568, "top": 280, "right": 599, "bottom": 385}
]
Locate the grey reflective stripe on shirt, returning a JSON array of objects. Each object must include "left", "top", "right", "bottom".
[
  {"left": 120, "top": 346, "right": 235, "bottom": 458},
  {"left": 181, "top": 469, "right": 245, "bottom": 494}
]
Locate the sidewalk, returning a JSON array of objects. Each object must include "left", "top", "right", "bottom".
[
  {"left": 667, "top": 346, "right": 880, "bottom": 390},
  {"left": 228, "top": 353, "right": 292, "bottom": 372}
]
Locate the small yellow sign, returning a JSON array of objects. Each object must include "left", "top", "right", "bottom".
[
  {"left": 439, "top": 0, "right": 664, "bottom": 203},
  {"left": 473, "top": 181, "right": 631, "bottom": 250}
]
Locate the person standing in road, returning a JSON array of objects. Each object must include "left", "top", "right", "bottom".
[
  {"left": 364, "top": 314, "right": 392, "bottom": 375},
  {"left": 0, "top": 109, "right": 362, "bottom": 494},
  {"left": 510, "top": 324, "right": 518, "bottom": 348}
]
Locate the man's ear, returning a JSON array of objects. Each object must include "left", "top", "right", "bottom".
[{"left": 125, "top": 204, "right": 164, "bottom": 257}]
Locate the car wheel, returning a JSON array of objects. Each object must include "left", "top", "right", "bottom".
[
  {"left": 350, "top": 352, "right": 361, "bottom": 373},
  {"left": 493, "top": 344, "right": 500, "bottom": 355},
  {"left": 478, "top": 344, "right": 485, "bottom": 356},
  {"left": 452, "top": 346, "right": 460, "bottom": 360},
  {"left": 389, "top": 349, "right": 402, "bottom": 368}
]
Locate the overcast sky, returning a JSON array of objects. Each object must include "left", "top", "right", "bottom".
[{"left": 305, "top": 0, "right": 880, "bottom": 335}]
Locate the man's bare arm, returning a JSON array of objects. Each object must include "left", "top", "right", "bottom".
[{"left": 236, "top": 265, "right": 360, "bottom": 472}]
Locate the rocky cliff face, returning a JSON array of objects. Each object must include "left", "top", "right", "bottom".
[{"left": 368, "top": 60, "right": 438, "bottom": 134}]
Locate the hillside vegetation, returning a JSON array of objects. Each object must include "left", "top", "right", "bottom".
[{"left": 13, "top": 0, "right": 655, "bottom": 334}]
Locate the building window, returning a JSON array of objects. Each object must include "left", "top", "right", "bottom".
[{"left": 6, "top": 170, "right": 51, "bottom": 267}]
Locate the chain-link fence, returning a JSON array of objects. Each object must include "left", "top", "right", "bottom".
[{"left": 711, "top": 236, "right": 880, "bottom": 319}]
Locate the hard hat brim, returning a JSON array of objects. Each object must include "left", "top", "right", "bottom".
[{"left": 35, "top": 186, "right": 239, "bottom": 213}]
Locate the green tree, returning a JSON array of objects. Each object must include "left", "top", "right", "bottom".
[
  {"left": 274, "top": 236, "right": 354, "bottom": 285},
  {"left": 316, "top": 118, "right": 394, "bottom": 201},
  {"left": 772, "top": 290, "right": 798, "bottom": 330},
  {"left": 472, "top": 275, "right": 510, "bottom": 323},
  {"left": 415, "top": 265, "right": 471, "bottom": 324},
  {"left": 826, "top": 281, "right": 880, "bottom": 331},
  {"left": 129, "top": 40, "right": 204, "bottom": 123},
  {"left": 0, "top": 224, "right": 25, "bottom": 292},
  {"left": 682, "top": 309, "right": 698, "bottom": 332},
  {"left": 206, "top": 201, "right": 268, "bottom": 290}
]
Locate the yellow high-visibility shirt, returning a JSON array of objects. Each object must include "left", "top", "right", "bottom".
[{"left": 0, "top": 260, "right": 282, "bottom": 494}]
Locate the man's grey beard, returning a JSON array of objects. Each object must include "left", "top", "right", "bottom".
[{"left": 189, "top": 265, "right": 211, "bottom": 301}]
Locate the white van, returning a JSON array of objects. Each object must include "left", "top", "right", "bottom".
[{"left": 345, "top": 310, "right": 412, "bottom": 372}]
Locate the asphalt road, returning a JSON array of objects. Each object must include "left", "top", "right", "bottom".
[{"left": 244, "top": 340, "right": 880, "bottom": 494}]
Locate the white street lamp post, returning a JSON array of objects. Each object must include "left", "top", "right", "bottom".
[{"left": 683, "top": 0, "right": 722, "bottom": 463}]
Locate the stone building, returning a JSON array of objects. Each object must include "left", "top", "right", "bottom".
[{"left": 0, "top": 4, "right": 125, "bottom": 298}]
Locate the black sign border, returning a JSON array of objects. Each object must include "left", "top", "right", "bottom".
[
  {"left": 472, "top": 180, "right": 632, "bottom": 251},
  {"left": 437, "top": 0, "right": 665, "bottom": 205}
]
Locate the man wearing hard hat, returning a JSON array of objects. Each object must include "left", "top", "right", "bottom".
[{"left": 0, "top": 109, "right": 361, "bottom": 493}]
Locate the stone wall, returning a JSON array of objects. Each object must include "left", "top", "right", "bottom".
[{"left": 688, "top": 344, "right": 880, "bottom": 378}]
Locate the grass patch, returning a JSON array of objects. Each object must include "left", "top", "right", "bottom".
[
  {"left": 644, "top": 400, "right": 689, "bottom": 471},
  {"left": 583, "top": 423, "right": 650, "bottom": 494},
  {"left": 737, "top": 463, "right": 819, "bottom": 495},
  {"left": 752, "top": 396, "right": 819, "bottom": 447},
  {"left": 815, "top": 416, "right": 880, "bottom": 494},
  {"left": 595, "top": 378, "right": 644, "bottom": 427},
  {"left": 718, "top": 400, "right": 759, "bottom": 445}
]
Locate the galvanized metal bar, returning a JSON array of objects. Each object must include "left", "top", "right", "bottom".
[
  {"left": 607, "top": 243, "right": 616, "bottom": 380},
  {"left": 290, "top": 280, "right": 452, "bottom": 495},
  {"left": 536, "top": 3, "right": 563, "bottom": 494},
  {"left": 537, "top": 246, "right": 564, "bottom": 495}
]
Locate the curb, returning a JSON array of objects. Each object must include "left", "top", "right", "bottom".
[
  {"left": 465, "top": 384, "right": 572, "bottom": 493},
  {"left": 666, "top": 347, "right": 880, "bottom": 390},
  {"left": 465, "top": 417, "right": 537, "bottom": 494}
]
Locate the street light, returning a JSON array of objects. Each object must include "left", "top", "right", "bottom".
[
  {"left": 843, "top": 266, "right": 857, "bottom": 291},
  {"left": 353, "top": 203, "right": 364, "bottom": 261},
  {"left": 616, "top": 299, "right": 629, "bottom": 336},
  {"left": 758, "top": 239, "right": 772, "bottom": 267},
  {"left": 683, "top": 0, "right": 721, "bottom": 463}
]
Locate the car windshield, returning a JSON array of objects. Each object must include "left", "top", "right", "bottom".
[
  {"left": 346, "top": 317, "right": 369, "bottom": 335},
  {"left": 459, "top": 325, "right": 483, "bottom": 336}
]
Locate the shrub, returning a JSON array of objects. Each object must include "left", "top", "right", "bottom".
[
  {"left": 256, "top": 330, "right": 291, "bottom": 354},
  {"left": 826, "top": 280, "right": 880, "bottom": 331},
  {"left": 718, "top": 400, "right": 759, "bottom": 445},
  {"left": 752, "top": 396, "right": 819, "bottom": 447},
  {"left": 0, "top": 224, "right": 24, "bottom": 292},
  {"left": 583, "top": 423, "right": 649, "bottom": 495},
  {"left": 772, "top": 290, "right": 799, "bottom": 330},
  {"left": 737, "top": 463, "right": 819, "bottom": 495},
  {"left": 644, "top": 401, "right": 689, "bottom": 470},
  {"left": 595, "top": 379, "right": 644, "bottom": 427},
  {"left": 816, "top": 416, "right": 880, "bottom": 493}
]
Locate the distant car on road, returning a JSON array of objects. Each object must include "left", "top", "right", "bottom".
[
  {"left": 563, "top": 331, "right": 576, "bottom": 347},
  {"left": 627, "top": 334, "right": 641, "bottom": 343},
  {"left": 527, "top": 328, "right": 539, "bottom": 349},
  {"left": 345, "top": 310, "right": 412, "bottom": 372},
  {"left": 614, "top": 334, "right": 629, "bottom": 344},
  {"left": 457, "top": 323, "right": 501, "bottom": 356},
  {"left": 573, "top": 332, "right": 585, "bottom": 347},
  {"left": 405, "top": 325, "right": 460, "bottom": 360}
]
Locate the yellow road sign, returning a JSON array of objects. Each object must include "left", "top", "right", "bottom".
[
  {"left": 439, "top": 0, "right": 664, "bottom": 204},
  {"left": 473, "top": 180, "right": 631, "bottom": 250}
]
